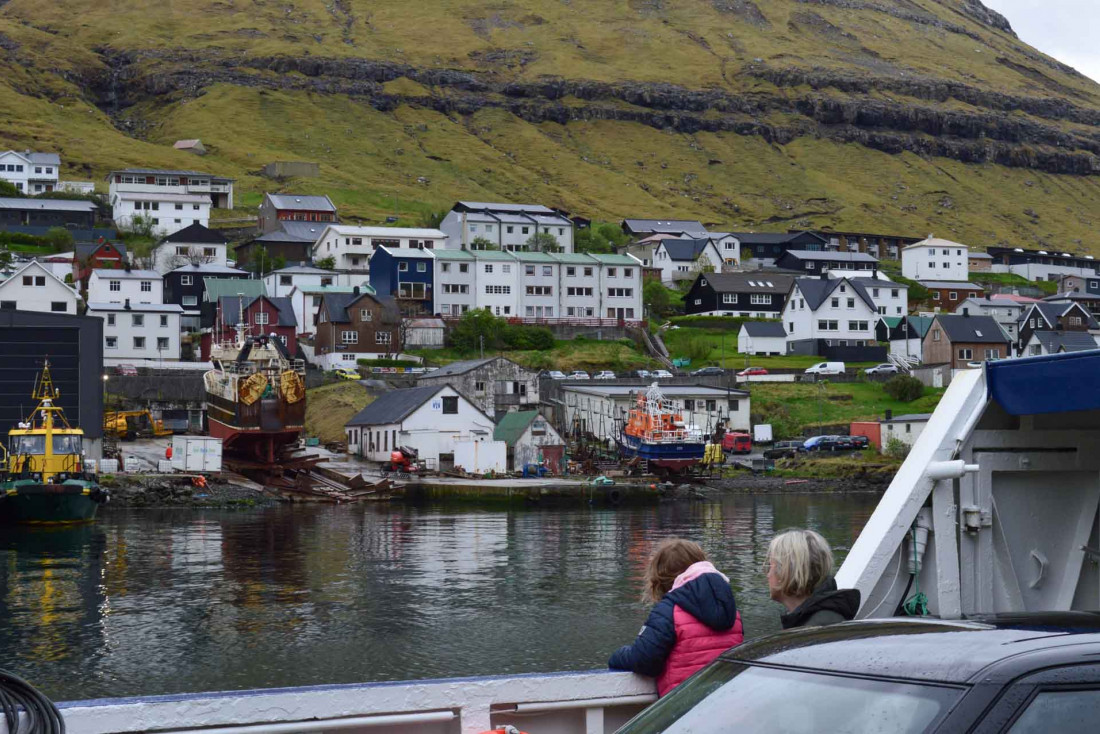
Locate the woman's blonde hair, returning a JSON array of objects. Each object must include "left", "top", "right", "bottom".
[
  {"left": 643, "top": 538, "right": 706, "bottom": 603},
  {"left": 766, "top": 529, "right": 834, "bottom": 599}
]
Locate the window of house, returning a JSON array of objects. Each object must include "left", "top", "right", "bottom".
[
  {"left": 321, "top": 277, "right": 333, "bottom": 286},
  {"left": 46, "top": 300, "right": 67, "bottom": 313},
  {"left": 958, "top": 348, "right": 973, "bottom": 360},
  {"left": 133, "top": 336, "right": 146, "bottom": 349},
  {"left": 624, "top": 268, "right": 633, "bottom": 277},
  {"left": 182, "top": 296, "right": 198, "bottom": 306},
  {"left": 360, "top": 308, "right": 373, "bottom": 321},
  {"left": 932, "top": 292, "right": 940, "bottom": 300},
  {"left": 175, "top": 204, "right": 183, "bottom": 210},
  {"left": 723, "top": 294, "right": 737, "bottom": 304},
  {"left": 375, "top": 332, "right": 391, "bottom": 344},
  {"left": 475, "top": 381, "right": 486, "bottom": 393},
  {"left": 399, "top": 262, "right": 409, "bottom": 272},
  {"left": 750, "top": 294, "right": 771, "bottom": 305},
  {"left": 158, "top": 314, "right": 167, "bottom": 327},
  {"left": 684, "top": 399, "right": 695, "bottom": 411},
  {"left": 109, "top": 280, "right": 121, "bottom": 292},
  {"left": 891, "top": 289, "right": 899, "bottom": 297},
  {"left": 106, "top": 313, "right": 116, "bottom": 326},
  {"left": 104, "top": 335, "right": 119, "bottom": 350},
  {"left": 608, "top": 268, "right": 617, "bottom": 277},
  {"left": 485, "top": 264, "right": 493, "bottom": 274},
  {"left": 280, "top": 275, "right": 292, "bottom": 286},
  {"left": 255, "top": 312, "right": 269, "bottom": 325},
  {"left": 522, "top": 227, "right": 529, "bottom": 235},
  {"left": 442, "top": 263, "right": 451, "bottom": 273},
  {"left": 181, "top": 275, "right": 193, "bottom": 286},
  {"left": 542, "top": 266, "right": 552, "bottom": 276},
  {"left": 140, "top": 281, "right": 152, "bottom": 292},
  {"left": 157, "top": 337, "right": 169, "bottom": 351},
  {"left": 706, "top": 400, "right": 716, "bottom": 412},
  {"left": 933, "top": 329, "right": 941, "bottom": 341},
  {"left": 341, "top": 330, "right": 358, "bottom": 344},
  {"left": 469, "top": 224, "right": 478, "bottom": 233},
  {"left": 485, "top": 225, "right": 494, "bottom": 233},
  {"left": 442, "top": 396, "right": 458, "bottom": 414},
  {"left": 830, "top": 298, "right": 839, "bottom": 307},
  {"left": 132, "top": 314, "right": 144, "bottom": 327},
  {"left": 949, "top": 292, "right": 957, "bottom": 300},
  {"left": 459, "top": 264, "right": 469, "bottom": 273},
  {"left": 417, "top": 262, "right": 426, "bottom": 272},
  {"left": 1070, "top": 316, "right": 1082, "bottom": 326},
  {"left": 525, "top": 265, "right": 535, "bottom": 276},
  {"left": 506, "top": 226, "right": 514, "bottom": 234},
  {"left": 1030, "top": 344, "right": 1042, "bottom": 355},
  {"left": 984, "top": 348, "right": 1000, "bottom": 359}
]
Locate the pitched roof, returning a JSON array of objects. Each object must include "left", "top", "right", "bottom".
[
  {"left": 918, "top": 281, "right": 984, "bottom": 290},
  {"left": 904, "top": 315, "right": 935, "bottom": 338},
  {"left": 75, "top": 241, "right": 127, "bottom": 259},
  {"left": 903, "top": 236, "right": 969, "bottom": 252},
  {"left": 345, "top": 385, "right": 448, "bottom": 426},
  {"left": 203, "top": 278, "right": 266, "bottom": 302},
  {"left": 265, "top": 193, "right": 337, "bottom": 212},
  {"left": 493, "top": 410, "right": 541, "bottom": 446},
  {"left": 622, "top": 219, "right": 707, "bottom": 236},
  {"left": 1032, "top": 331, "right": 1099, "bottom": 353},
  {"left": 169, "top": 263, "right": 248, "bottom": 276},
  {"left": 933, "top": 314, "right": 1010, "bottom": 344},
  {"left": 422, "top": 357, "right": 497, "bottom": 378},
  {"left": 697, "top": 271, "right": 793, "bottom": 294},
  {"left": 109, "top": 167, "right": 228, "bottom": 179},
  {"left": 91, "top": 268, "right": 159, "bottom": 280},
  {"left": 251, "top": 222, "right": 326, "bottom": 244},
  {"left": 455, "top": 201, "right": 559, "bottom": 215},
  {"left": 268, "top": 265, "right": 334, "bottom": 275},
  {"left": 87, "top": 302, "right": 183, "bottom": 313},
  {"left": 0, "top": 260, "right": 81, "bottom": 300},
  {"left": 659, "top": 238, "right": 712, "bottom": 261},
  {"left": 882, "top": 413, "right": 932, "bottom": 423},
  {"left": 1, "top": 150, "right": 61, "bottom": 166},
  {"left": 732, "top": 231, "right": 827, "bottom": 245},
  {"left": 793, "top": 277, "right": 877, "bottom": 312},
  {"left": 161, "top": 223, "right": 226, "bottom": 245},
  {"left": 1025, "top": 301, "right": 1099, "bottom": 329},
  {"left": 0, "top": 197, "right": 96, "bottom": 212},
  {"left": 219, "top": 295, "right": 296, "bottom": 326},
  {"left": 968, "top": 252, "right": 994, "bottom": 259},
  {"left": 783, "top": 250, "right": 878, "bottom": 263},
  {"left": 740, "top": 321, "right": 787, "bottom": 337}
]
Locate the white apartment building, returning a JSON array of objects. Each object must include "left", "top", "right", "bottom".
[
  {"left": 107, "top": 168, "right": 234, "bottom": 236},
  {"left": 901, "top": 236, "right": 969, "bottom": 282},
  {"left": 87, "top": 269, "right": 163, "bottom": 305},
  {"left": 432, "top": 250, "right": 477, "bottom": 317},
  {"left": 88, "top": 302, "right": 183, "bottom": 364},
  {"left": 0, "top": 151, "right": 60, "bottom": 194},
  {"left": 439, "top": 202, "right": 574, "bottom": 253},
  {"left": 0, "top": 261, "right": 81, "bottom": 314},
  {"left": 150, "top": 223, "right": 229, "bottom": 274},
  {"left": 783, "top": 277, "right": 879, "bottom": 346},
  {"left": 263, "top": 265, "right": 338, "bottom": 299},
  {"left": 313, "top": 225, "right": 449, "bottom": 277}
]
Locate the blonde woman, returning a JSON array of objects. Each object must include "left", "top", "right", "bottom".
[{"left": 765, "top": 529, "right": 860, "bottom": 628}]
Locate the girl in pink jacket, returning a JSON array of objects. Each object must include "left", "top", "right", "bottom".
[{"left": 609, "top": 538, "right": 744, "bottom": 696}]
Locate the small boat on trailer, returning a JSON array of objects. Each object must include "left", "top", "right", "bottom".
[{"left": 618, "top": 383, "right": 706, "bottom": 474}]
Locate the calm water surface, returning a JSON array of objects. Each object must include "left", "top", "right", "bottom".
[{"left": 0, "top": 494, "right": 879, "bottom": 701}]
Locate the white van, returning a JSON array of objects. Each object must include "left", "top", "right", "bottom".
[{"left": 804, "top": 361, "right": 845, "bottom": 375}]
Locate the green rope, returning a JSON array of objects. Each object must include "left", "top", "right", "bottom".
[{"left": 903, "top": 526, "right": 929, "bottom": 616}]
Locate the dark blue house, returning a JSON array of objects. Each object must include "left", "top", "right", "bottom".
[{"left": 368, "top": 246, "right": 435, "bottom": 316}]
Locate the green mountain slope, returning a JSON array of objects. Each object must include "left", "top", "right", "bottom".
[{"left": 2, "top": 0, "right": 1100, "bottom": 249}]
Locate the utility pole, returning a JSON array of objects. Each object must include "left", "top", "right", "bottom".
[{"left": 479, "top": 334, "right": 484, "bottom": 359}]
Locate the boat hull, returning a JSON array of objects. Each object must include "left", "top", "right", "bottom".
[
  {"left": 618, "top": 431, "right": 705, "bottom": 470},
  {"left": 0, "top": 481, "right": 106, "bottom": 524},
  {"left": 208, "top": 417, "right": 301, "bottom": 464}
]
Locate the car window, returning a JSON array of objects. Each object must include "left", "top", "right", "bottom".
[
  {"left": 1007, "top": 689, "right": 1100, "bottom": 733},
  {"left": 618, "top": 661, "right": 960, "bottom": 734}
]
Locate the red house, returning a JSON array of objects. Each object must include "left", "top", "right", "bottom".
[
  {"left": 74, "top": 239, "right": 128, "bottom": 284},
  {"left": 201, "top": 295, "right": 298, "bottom": 360},
  {"left": 258, "top": 193, "right": 338, "bottom": 233}
]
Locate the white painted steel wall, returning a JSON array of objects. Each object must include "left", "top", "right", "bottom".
[{"left": 454, "top": 439, "right": 507, "bottom": 473}]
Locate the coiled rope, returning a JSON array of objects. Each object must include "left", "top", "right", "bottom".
[{"left": 0, "top": 670, "right": 64, "bottom": 734}]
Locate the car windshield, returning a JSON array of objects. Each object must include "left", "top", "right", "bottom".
[{"left": 619, "top": 661, "right": 961, "bottom": 734}]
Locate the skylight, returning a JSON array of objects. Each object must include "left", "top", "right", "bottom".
[
  {"left": 766, "top": 281, "right": 774, "bottom": 287},
  {"left": 975, "top": 330, "right": 983, "bottom": 337}
]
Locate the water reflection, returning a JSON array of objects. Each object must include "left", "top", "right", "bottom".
[{"left": 0, "top": 493, "right": 878, "bottom": 700}]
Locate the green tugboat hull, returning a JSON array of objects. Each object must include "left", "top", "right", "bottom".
[{"left": 0, "top": 481, "right": 106, "bottom": 524}]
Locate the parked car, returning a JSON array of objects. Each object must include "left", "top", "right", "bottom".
[
  {"left": 721, "top": 432, "right": 752, "bottom": 454},
  {"left": 569, "top": 370, "right": 590, "bottom": 380},
  {"left": 805, "top": 361, "right": 846, "bottom": 375},
  {"left": 849, "top": 434, "right": 871, "bottom": 449},
  {"left": 594, "top": 370, "right": 616, "bottom": 380},
  {"left": 652, "top": 369, "right": 674, "bottom": 379},
  {"left": 547, "top": 370, "right": 568, "bottom": 380},
  {"left": 803, "top": 435, "right": 847, "bottom": 452},
  {"left": 691, "top": 366, "right": 725, "bottom": 376},
  {"left": 116, "top": 364, "right": 138, "bottom": 376},
  {"left": 634, "top": 369, "right": 652, "bottom": 379},
  {"left": 864, "top": 363, "right": 899, "bottom": 375},
  {"left": 763, "top": 440, "right": 806, "bottom": 459},
  {"left": 737, "top": 367, "right": 768, "bottom": 377},
  {"left": 332, "top": 367, "right": 360, "bottom": 380},
  {"left": 617, "top": 613, "right": 1100, "bottom": 734}
]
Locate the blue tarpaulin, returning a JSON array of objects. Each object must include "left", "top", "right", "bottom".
[{"left": 986, "top": 349, "right": 1100, "bottom": 416}]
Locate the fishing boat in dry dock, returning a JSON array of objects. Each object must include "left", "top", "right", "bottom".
[
  {"left": 0, "top": 361, "right": 108, "bottom": 524},
  {"left": 618, "top": 382, "right": 706, "bottom": 473}
]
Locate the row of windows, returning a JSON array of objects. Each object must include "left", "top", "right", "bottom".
[
  {"left": 107, "top": 280, "right": 154, "bottom": 292},
  {"left": 957, "top": 348, "right": 1000, "bottom": 360},
  {"left": 106, "top": 313, "right": 171, "bottom": 327},
  {"left": 468, "top": 224, "right": 567, "bottom": 237},
  {"left": 567, "top": 287, "right": 594, "bottom": 297},
  {"left": 526, "top": 285, "right": 553, "bottom": 296},
  {"left": 485, "top": 285, "right": 511, "bottom": 294},
  {"left": 816, "top": 320, "right": 870, "bottom": 331},
  {"left": 439, "top": 304, "right": 472, "bottom": 315},
  {"left": 442, "top": 284, "right": 469, "bottom": 294},
  {"left": 608, "top": 288, "right": 634, "bottom": 298},
  {"left": 340, "top": 331, "right": 392, "bottom": 345},
  {"left": 106, "top": 336, "right": 171, "bottom": 350},
  {"left": 0, "top": 300, "right": 67, "bottom": 312},
  {"left": 397, "top": 262, "right": 428, "bottom": 273},
  {"left": 175, "top": 246, "right": 218, "bottom": 256}
]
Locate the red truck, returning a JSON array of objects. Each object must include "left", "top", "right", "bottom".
[{"left": 721, "top": 432, "right": 752, "bottom": 454}]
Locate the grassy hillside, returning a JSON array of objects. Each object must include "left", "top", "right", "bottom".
[
  {"left": 305, "top": 381, "right": 374, "bottom": 443},
  {"left": 3, "top": 1, "right": 1100, "bottom": 248}
]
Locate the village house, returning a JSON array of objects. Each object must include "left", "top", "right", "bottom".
[
  {"left": 416, "top": 357, "right": 540, "bottom": 418},
  {"left": 776, "top": 250, "right": 878, "bottom": 276},
  {"left": 923, "top": 313, "right": 1011, "bottom": 369},
  {"left": 108, "top": 168, "right": 232, "bottom": 236},
  {"left": 734, "top": 231, "right": 831, "bottom": 267},
  {"left": 201, "top": 278, "right": 266, "bottom": 329},
  {"left": 986, "top": 245, "right": 1099, "bottom": 282},
  {"left": 150, "top": 223, "right": 229, "bottom": 274},
  {"left": 431, "top": 249, "right": 477, "bottom": 317},
  {"left": 782, "top": 276, "right": 880, "bottom": 347},
  {"left": 880, "top": 413, "right": 931, "bottom": 455},
  {"left": 0, "top": 197, "right": 97, "bottom": 231},
  {"left": 968, "top": 251, "right": 993, "bottom": 272},
  {"left": 1020, "top": 330, "right": 1099, "bottom": 357},
  {"left": 74, "top": 240, "right": 127, "bottom": 284},
  {"left": 38, "top": 252, "right": 76, "bottom": 283},
  {"left": 263, "top": 265, "right": 337, "bottom": 299},
  {"left": 798, "top": 230, "right": 921, "bottom": 260},
  {"left": 920, "top": 281, "right": 984, "bottom": 312},
  {"left": 87, "top": 300, "right": 183, "bottom": 363},
  {"left": 563, "top": 384, "right": 750, "bottom": 441},
  {"left": 901, "top": 236, "right": 969, "bottom": 282},
  {"left": 652, "top": 238, "right": 726, "bottom": 284},
  {"left": 202, "top": 295, "right": 296, "bottom": 359},
  {"left": 620, "top": 234, "right": 676, "bottom": 268},
  {"left": 257, "top": 193, "right": 338, "bottom": 234},
  {"left": 684, "top": 272, "right": 793, "bottom": 318},
  {"left": 1017, "top": 301, "right": 1098, "bottom": 354},
  {"left": 620, "top": 219, "right": 707, "bottom": 238},
  {"left": 493, "top": 410, "right": 566, "bottom": 473},
  {"left": 737, "top": 321, "right": 787, "bottom": 356},
  {"left": 343, "top": 384, "right": 496, "bottom": 469},
  {"left": 313, "top": 288, "right": 402, "bottom": 369},
  {"left": 1042, "top": 290, "right": 1100, "bottom": 318},
  {"left": 953, "top": 297, "right": 1025, "bottom": 343},
  {"left": 440, "top": 202, "right": 574, "bottom": 253},
  {"left": 0, "top": 261, "right": 82, "bottom": 314},
  {"left": 856, "top": 279, "right": 908, "bottom": 317},
  {"left": 876, "top": 315, "right": 933, "bottom": 362},
  {"left": 312, "top": 225, "right": 449, "bottom": 280},
  {"left": 1056, "top": 274, "right": 1100, "bottom": 296},
  {"left": 368, "top": 246, "right": 435, "bottom": 316},
  {"left": 235, "top": 222, "right": 326, "bottom": 267},
  {"left": 87, "top": 268, "right": 162, "bottom": 305},
  {"left": 164, "top": 263, "right": 249, "bottom": 331},
  {"left": 284, "top": 285, "right": 358, "bottom": 337},
  {"left": 0, "top": 150, "right": 59, "bottom": 194}
]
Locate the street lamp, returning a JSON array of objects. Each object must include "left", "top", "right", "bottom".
[{"left": 102, "top": 373, "right": 109, "bottom": 421}]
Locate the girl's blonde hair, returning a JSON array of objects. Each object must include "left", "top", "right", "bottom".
[
  {"left": 643, "top": 538, "right": 706, "bottom": 603},
  {"left": 766, "top": 529, "right": 834, "bottom": 599}
]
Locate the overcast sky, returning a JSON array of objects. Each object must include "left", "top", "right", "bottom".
[{"left": 984, "top": 1, "right": 1100, "bottom": 84}]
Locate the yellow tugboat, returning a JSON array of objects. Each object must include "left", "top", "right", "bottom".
[{"left": 0, "top": 361, "right": 109, "bottom": 524}]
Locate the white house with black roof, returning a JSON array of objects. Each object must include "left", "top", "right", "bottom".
[
  {"left": 1021, "top": 330, "right": 1100, "bottom": 357},
  {"left": 652, "top": 238, "right": 725, "bottom": 284},
  {"left": 776, "top": 250, "right": 878, "bottom": 276},
  {"left": 1017, "top": 301, "right": 1098, "bottom": 354},
  {"left": 150, "top": 223, "right": 229, "bottom": 274},
  {"left": 782, "top": 276, "right": 879, "bottom": 347},
  {"left": 733, "top": 231, "right": 831, "bottom": 267},
  {"left": 0, "top": 260, "right": 82, "bottom": 314},
  {"left": 343, "top": 384, "right": 496, "bottom": 466},
  {"left": 439, "top": 202, "right": 574, "bottom": 252},
  {"left": 684, "top": 272, "right": 793, "bottom": 317},
  {"left": 738, "top": 321, "right": 788, "bottom": 356}
]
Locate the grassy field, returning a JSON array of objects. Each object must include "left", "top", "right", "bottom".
[
  {"left": 304, "top": 381, "right": 374, "bottom": 443},
  {"left": 410, "top": 339, "right": 659, "bottom": 373},
  {"left": 749, "top": 381, "right": 945, "bottom": 438},
  {"left": 661, "top": 325, "right": 880, "bottom": 370}
]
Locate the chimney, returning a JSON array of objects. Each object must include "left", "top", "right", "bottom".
[
  {"left": 124, "top": 298, "right": 131, "bottom": 311},
  {"left": 819, "top": 272, "right": 828, "bottom": 280},
  {"left": 353, "top": 285, "right": 360, "bottom": 296}
]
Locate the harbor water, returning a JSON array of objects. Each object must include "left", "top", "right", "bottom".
[{"left": 0, "top": 493, "right": 879, "bottom": 701}]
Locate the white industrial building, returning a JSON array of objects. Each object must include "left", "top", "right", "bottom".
[
  {"left": 87, "top": 269, "right": 163, "bottom": 305},
  {"left": 901, "top": 236, "right": 969, "bottom": 282},
  {"left": 0, "top": 150, "right": 60, "bottom": 194},
  {"left": 561, "top": 384, "right": 750, "bottom": 441},
  {"left": 439, "top": 202, "right": 574, "bottom": 253},
  {"left": 87, "top": 301, "right": 184, "bottom": 364},
  {"left": 343, "top": 384, "right": 496, "bottom": 468},
  {"left": 0, "top": 261, "right": 82, "bottom": 314}
]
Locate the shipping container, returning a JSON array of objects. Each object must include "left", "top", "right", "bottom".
[{"left": 171, "top": 436, "right": 223, "bottom": 472}]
